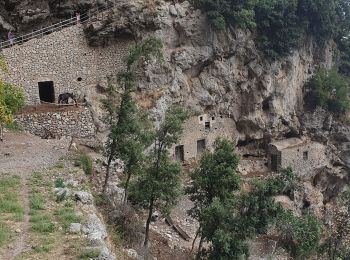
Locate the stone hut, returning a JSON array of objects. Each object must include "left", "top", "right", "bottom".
[
  {"left": 268, "top": 137, "right": 327, "bottom": 176},
  {"left": 172, "top": 114, "right": 236, "bottom": 162}
]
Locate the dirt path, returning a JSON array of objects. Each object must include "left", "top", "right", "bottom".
[{"left": 0, "top": 132, "right": 69, "bottom": 259}]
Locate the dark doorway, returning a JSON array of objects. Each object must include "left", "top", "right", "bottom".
[
  {"left": 197, "top": 139, "right": 206, "bottom": 156},
  {"left": 271, "top": 154, "right": 280, "bottom": 171},
  {"left": 175, "top": 145, "right": 185, "bottom": 162},
  {"left": 38, "top": 81, "right": 55, "bottom": 103}
]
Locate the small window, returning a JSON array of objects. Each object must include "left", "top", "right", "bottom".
[
  {"left": 205, "top": 122, "right": 210, "bottom": 130},
  {"left": 199, "top": 116, "right": 203, "bottom": 121},
  {"left": 77, "top": 77, "right": 82, "bottom": 82},
  {"left": 303, "top": 151, "right": 308, "bottom": 160},
  {"left": 212, "top": 117, "right": 215, "bottom": 120}
]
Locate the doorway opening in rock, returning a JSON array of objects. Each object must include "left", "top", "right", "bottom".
[
  {"left": 175, "top": 145, "right": 184, "bottom": 162},
  {"left": 38, "top": 81, "right": 55, "bottom": 103},
  {"left": 197, "top": 139, "right": 206, "bottom": 156}
]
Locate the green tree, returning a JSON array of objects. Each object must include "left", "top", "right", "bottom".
[
  {"left": 199, "top": 198, "right": 252, "bottom": 260},
  {"left": 186, "top": 138, "right": 240, "bottom": 254},
  {"left": 277, "top": 211, "right": 322, "bottom": 258},
  {"left": 102, "top": 37, "right": 163, "bottom": 195},
  {"left": 0, "top": 55, "right": 25, "bottom": 141},
  {"left": 305, "top": 67, "right": 350, "bottom": 114},
  {"left": 129, "top": 106, "right": 189, "bottom": 246}
]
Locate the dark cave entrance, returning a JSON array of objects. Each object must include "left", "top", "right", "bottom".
[{"left": 38, "top": 81, "right": 55, "bottom": 103}]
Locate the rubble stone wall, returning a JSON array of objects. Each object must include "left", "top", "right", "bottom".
[
  {"left": 171, "top": 115, "right": 237, "bottom": 161},
  {"left": 0, "top": 24, "right": 133, "bottom": 105},
  {"left": 15, "top": 107, "right": 96, "bottom": 138}
]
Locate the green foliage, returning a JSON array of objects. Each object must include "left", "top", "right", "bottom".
[
  {"left": 30, "top": 194, "right": 45, "bottom": 210},
  {"left": 75, "top": 153, "right": 93, "bottom": 175},
  {"left": 55, "top": 178, "right": 65, "bottom": 188},
  {"left": 277, "top": 211, "right": 322, "bottom": 258},
  {"left": 193, "top": 0, "right": 350, "bottom": 59},
  {"left": 0, "top": 82, "right": 25, "bottom": 125},
  {"left": 0, "top": 222, "right": 11, "bottom": 247},
  {"left": 126, "top": 37, "right": 163, "bottom": 70},
  {"left": 305, "top": 68, "right": 350, "bottom": 114},
  {"left": 320, "top": 190, "right": 350, "bottom": 259},
  {"left": 187, "top": 138, "right": 240, "bottom": 220},
  {"left": 53, "top": 207, "right": 82, "bottom": 229},
  {"left": 79, "top": 249, "right": 100, "bottom": 259},
  {"left": 129, "top": 106, "right": 189, "bottom": 246},
  {"left": 238, "top": 168, "right": 298, "bottom": 234},
  {"left": 103, "top": 37, "right": 163, "bottom": 197},
  {"left": 200, "top": 198, "right": 251, "bottom": 260},
  {"left": 31, "top": 222, "right": 55, "bottom": 233}
]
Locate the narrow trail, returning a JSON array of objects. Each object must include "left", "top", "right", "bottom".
[
  {"left": 2, "top": 177, "right": 30, "bottom": 260},
  {"left": 0, "top": 132, "right": 69, "bottom": 259}
]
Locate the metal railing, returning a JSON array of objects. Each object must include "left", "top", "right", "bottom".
[{"left": 0, "top": 2, "right": 115, "bottom": 49}]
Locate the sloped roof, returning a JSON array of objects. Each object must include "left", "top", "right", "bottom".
[{"left": 269, "top": 138, "right": 307, "bottom": 151}]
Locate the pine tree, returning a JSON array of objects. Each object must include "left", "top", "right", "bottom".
[
  {"left": 129, "top": 106, "right": 189, "bottom": 246},
  {"left": 102, "top": 37, "right": 162, "bottom": 195}
]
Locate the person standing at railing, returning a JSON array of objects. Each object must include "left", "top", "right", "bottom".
[
  {"left": 7, "top": 31, "right": 13, "bottom": 45},
  {"left": 76, "top": 12, "right": 81, "bottom": 24}
]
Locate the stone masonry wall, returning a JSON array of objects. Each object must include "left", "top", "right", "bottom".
[
  {"left": 0, "top": 24, "right": 133, "bottom": 104},
  {"left": 171, "top": 115, "right": 237, "bottom": 161},
  {"left": 280, "top": 142, "right": 328, "bottom": 177},
  {"left": 15, "top": 107, "right": 96, "bottom": 138}
]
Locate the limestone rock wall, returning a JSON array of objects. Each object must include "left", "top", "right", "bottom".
[
  {"left": 15, "top": 107, "right": 96, "bottom": 138},
  {"left": 84, "top": 0, "right": 334, "bottom": 141},
  {"left": 0, "top": 24, "right": 133, "bottom": 105}
]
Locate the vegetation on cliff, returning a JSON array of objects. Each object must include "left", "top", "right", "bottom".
[{"left": 194, "top": 0, "right": 350, "bottom": 59}]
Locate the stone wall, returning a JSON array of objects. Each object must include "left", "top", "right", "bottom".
[
  {"left": 0, "top": 24, "right": 133, "bottom": 104},
  {"left": 15, "top": 107, "right": 96, "bottom": 138},
  {"left": 268, "top": 139, "right": 328, "bottom": 177},
  {"left": 171, "top": 114, "right": 237, "bottom": 161}
]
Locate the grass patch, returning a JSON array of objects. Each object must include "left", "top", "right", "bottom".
[
  {"left": 54, "top": 162, "right": 65, "bottom": 169},
  {"left": 54, "top": 207, "right": 82, "bottom": 229},
  {"left": 30, "top": 193, "right": 45, "bottom": 210},
  {"left": 5, "top": 121, "right": 22, "bottom": 132},
  {"left": 33, "top": 243, "right": 54, "bottom": 253},
  {"left": 0, "top": 176, "right": 24, "bottom": 219},
  {"left": 30, "top": 214, "right": 51, "bottom": 223},
  {"left": 31, "top": 222, "right": 55, "bottom": 233},
  {"left": 79, "top": 248, "right": 100, "bottom": 259},
  {"left": 0, "top": 222, "right": 11, "bottom": 247},
  {"left": 74, "top": 153, "right": 93, "bottom": 175}
]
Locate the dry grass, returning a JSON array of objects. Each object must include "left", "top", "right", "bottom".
[{"left": 134, "top": 89, "right": 165, "bottom": 109}]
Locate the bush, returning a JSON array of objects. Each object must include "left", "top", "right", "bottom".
[
  {"left": 277, "top": 211, "right": 322, "bottom": 258},
  {"left": 75, "top": 153, "right": 93, "bottom": 175},
  {"left": 192, "top": 0, "right": 348, "bottom": 59},
  {"left": 305, "top": 68, "right": 350, "bottom": 114}
]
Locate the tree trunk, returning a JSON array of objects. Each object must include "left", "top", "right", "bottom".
[
  {"left": 103, "top": 154, "right": 113, "bottom": 193},
  {"left": 196, "top": 236, "right": 204, "bottom": 259},
  {"left": 191, "top": 228, "right": 199, "bottom": 252},
  {"left": 144, "top": 198, "right": 154, "bottom": 247},
  {"left": 123, "top": 170, "right": 132, "bottom": 204}
]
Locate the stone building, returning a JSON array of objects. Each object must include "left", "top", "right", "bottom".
[
  {"left": 0, "top": 24, "right": 132, "bottom": 105},
  {"left": 267, "top": 137, "right": 327, "bottom": 176},
  {"left": 172, "top": 114, "right": 236, "bottom": 162}
]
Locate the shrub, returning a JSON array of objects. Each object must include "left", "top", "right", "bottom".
[
  {"left": 277, "top": 211, "right": 322, "bottom": 258},
  {"left": 75, "top": 153, "right": 93, "bottom": 175},
  {"left": 305, "top": 68, "right": 350, "bottom": 114},
  {"left": 55, "top": 178, "right": 65, "bottom": 188}
]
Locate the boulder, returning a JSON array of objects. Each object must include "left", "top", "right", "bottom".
[{"left": 74, "top": 191, "right": 93, "bottom": 205}]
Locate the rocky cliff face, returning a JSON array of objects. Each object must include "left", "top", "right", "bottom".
[
  {"left": 84, "top": 0, "right": 334, "bottom": 142},
  {"left": 0, "top": 0, "right": 108, "bottom": 39}
]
